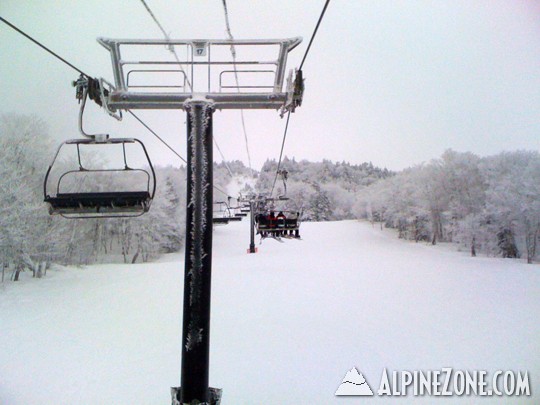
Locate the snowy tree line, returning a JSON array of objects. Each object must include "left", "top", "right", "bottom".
[
  {"left": 3, "top": 113, "right": 537, "bottom": 283},
  {"left": 355, "top": 150, "right": 540, "bottom": 263},
  {"left": 255, "top": 157, "right": 392, "bottom": 221}
]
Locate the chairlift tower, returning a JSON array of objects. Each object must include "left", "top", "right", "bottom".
[{"left": 98, "top": 37, "right": 303, "bottom": 404}]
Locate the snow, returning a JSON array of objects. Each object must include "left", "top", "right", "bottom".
[
  {"left": 225, "top": 175, "right": 255, "bottom": 198},
  {"left": 1, "top": 220, "right": 539, "bottom": 404}
]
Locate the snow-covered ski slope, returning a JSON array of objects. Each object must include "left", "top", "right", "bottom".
[{"left": 1, "top": 219, "right": 538, "bottom": 404}]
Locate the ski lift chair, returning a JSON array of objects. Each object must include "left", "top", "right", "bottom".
[
  {"left": 213, "top": 201, "right": 232, "bottom": 225},
  {"left": 284, "top": 210, "right": 302, "bottom": 238},
  {"left": 285, "top": 213, "right": 299, "bottom": 230},
  {"left": 223, "top": 202, "right": 244, "bottom": 221},
  {"left": 225, "top": 204, "right": 243, "bottom": 221},
  {"left": 44, "top": 138, "right": 156, "bottom": 218},
  {"left": 256, "top": 208, "right": 302, "bottom": 240},
  {"left": 255, "top": 213, "right": 270, "bottom": 237}
]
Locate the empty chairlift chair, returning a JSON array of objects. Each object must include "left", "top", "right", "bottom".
[
  {"left": 224, "top": 197, "right": 242, "bottom": 221},
  {"left": 227, "top": 207, "right": 243, "bottom": 222},
  {"left": 212, "top": 201, "right": 230, "bottom": 225},
  {"left": 44, "top": 138, "right": 156, "bottom": 218}
]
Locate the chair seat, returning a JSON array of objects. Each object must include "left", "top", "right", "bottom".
[{"left": 45, "top": 191, "right": 151, "bottom": 213}]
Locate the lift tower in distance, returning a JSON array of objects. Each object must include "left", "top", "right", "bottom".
[{"left": 98, "top": 37, "right": 304, "bottom": 404}]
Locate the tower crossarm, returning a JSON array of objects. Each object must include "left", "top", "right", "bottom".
[{"left": 97, "top": 37, "right": 303, "bottom": 111}]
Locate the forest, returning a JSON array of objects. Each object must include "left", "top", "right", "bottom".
[
  {"left": 1, "top": 114, "right": 538, "bottom": 283},
  {"left": 356, "top": 149, "right": 540, "bottom": 263}
]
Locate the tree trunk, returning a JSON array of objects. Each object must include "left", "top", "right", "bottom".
[
  {"left": 525, "top": 224, "right": 538, "bottom": 264},
  {"left": 119, "top": 220, "right": 131, "bottom": 264},
  {"left": 497, "top": 227, "right": 519, "bottom": 258},
  {"left": 102, "top": 237, "right": 108, "bottom": 255},
  {"left": 13, "top": 265, "right": 22, "bottom": 281},
  {"left": 35, "top": 262, "right": 42, "bottom": 278},
  {"left": 431, "top": 210, "right": 441, "bottom": 245},
  {"left": 122, "top": 246, "right": 127, "bottom": 264},
  {"left": 92, "top": 220, "right": 101, "bottom": 262},
  {"left": 131, "top": 247, "right": 140, "bottom": 264},
  {"left": 65, "top": 222, "right": 78, "bottom": 264}
]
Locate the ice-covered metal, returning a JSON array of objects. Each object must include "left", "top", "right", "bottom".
[{"left": 97, "top": 37, "right": 302, "bottom": 111}]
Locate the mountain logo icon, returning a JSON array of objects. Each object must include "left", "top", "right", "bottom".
[{"left": 335, "top": 367, "right": 374, "bottom": 396}]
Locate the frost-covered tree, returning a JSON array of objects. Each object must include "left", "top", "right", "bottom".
[
  {"left": 0, "top": 114, "right": 59, "bottom": 275},
  {"left": 357, "top": 149, "right": 540, "bottom": 262},
  {"left": 308, "top": 182, "right": 332, "bottom": 222},
  {"left": 435, "top": 150, "right": 487, "bottom": 253},
  {"left": 255, "top": 157, "right": 391, "bottom": 221},
  {"left": 322, "top": 183, "right": 356, "bottom": 220},
  {"left": 151, "top": 168, "right": 185, "bottom": 253},
  {"left": 482, "top": 151, "right": 540, "bottom": 262}
]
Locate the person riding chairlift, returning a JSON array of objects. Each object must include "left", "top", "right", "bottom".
[
  {"left": 287, "top": 211, "right": 301, "bottom": 238},
  {"left": 276, "top": 211, "right": 286, "bottom": 236},
  {"left": 294, "top": 211, "right": 301, "bottom": 238},
  {"left": 256, "top": 213, "right": 268, "bottom": 237},
  {"left": 268, "top": 211, "right": 277, "bottom": 230}
]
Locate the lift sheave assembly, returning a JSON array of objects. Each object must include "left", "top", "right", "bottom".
[{"left": 95, "top": 37, "right": 304, "bottom": 112}]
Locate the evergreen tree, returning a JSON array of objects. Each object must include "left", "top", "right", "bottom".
[{"left": 309, "top": 183, "right": 332, "bottom": 222}]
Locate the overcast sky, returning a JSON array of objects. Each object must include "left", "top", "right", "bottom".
[{"left": 1, "top": 0, "right": 539, "bottom": 171}]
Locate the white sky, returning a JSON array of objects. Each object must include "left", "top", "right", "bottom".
[{"left": 1, "top": 0, "right": 539, "bottom": 171}]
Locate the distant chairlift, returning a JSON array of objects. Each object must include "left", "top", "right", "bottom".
[
  {"left": 212, "top": 197, "right": 242, "bottom": 225},
  {"left": 228, "top": 208, "right": 243, "bottom": 221},
  {"left": 254, "top": 197, "right": 302, "bottom": 240},
  {"left": 212, "top": 201, "right": 232, "bottom": 225},
  {"left": 254, "top": 170, "right": 301, "bottom": 240}
]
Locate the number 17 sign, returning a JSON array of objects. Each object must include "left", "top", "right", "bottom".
[{"left": 193, "top": 41, "right": 207, "bottom": 57}]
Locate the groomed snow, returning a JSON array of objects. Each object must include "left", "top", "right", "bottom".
[{"left": 1, "top": 220, "right": 538, "bottom": 404}]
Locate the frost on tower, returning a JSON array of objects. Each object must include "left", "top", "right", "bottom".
[{"left": 97, "top": 37, "right": 304, "bottom": 405}]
